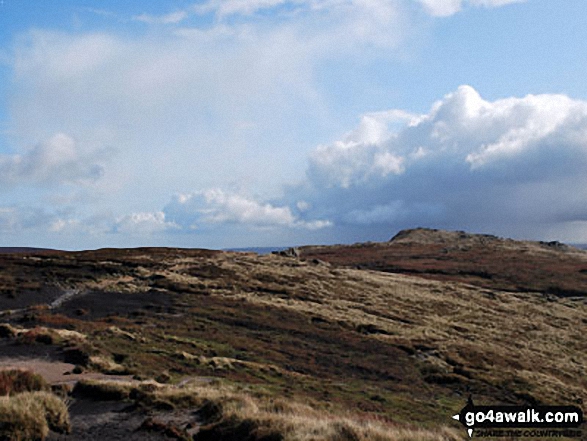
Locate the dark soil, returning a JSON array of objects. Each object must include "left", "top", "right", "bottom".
[
  {"left": 46, "top": 399, "right": 192, "bottom": 441},
  {"left": 53, "top": 290, "right": 174, "bottom": 321}
]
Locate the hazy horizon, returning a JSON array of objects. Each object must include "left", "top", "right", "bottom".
[
  {"left": 2, "top": 1, "right": 587, "bottom": 249},
  {"left": 2, "top": 231, "right": 587, "bottom": 253}
]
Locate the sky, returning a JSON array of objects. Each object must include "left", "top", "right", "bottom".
[{"left": 1, "top": 0, "right": 587, "bottom": 249}]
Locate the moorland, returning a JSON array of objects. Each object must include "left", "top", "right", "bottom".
[{"left": 0, "top": 228, "right": 585, "bottom": 440}]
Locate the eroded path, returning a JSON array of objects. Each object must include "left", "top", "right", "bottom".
[{"left": 0, "top": 357, "right": 134, "bottom": 385}]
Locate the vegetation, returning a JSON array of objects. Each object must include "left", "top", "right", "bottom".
[
  {"left": 0, "top": 229, "right": 585, "bottom": 439},
  {"left": 0, "top": 370, "right": 48, "bottom": 396},
  {"left": 73, "top": 378, "right": 461, "bottom": 441},
  {"left": 299, "top": 228, "right": 587, "bottom": 296},
  {"left": 0, "top": 370, "right": 68, "bottom": 441},
  {"left": 0, "top": 391, "right": 70, "bottom": 440}
]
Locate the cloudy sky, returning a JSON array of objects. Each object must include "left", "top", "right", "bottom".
[{"left": 1, "top": 0, "right": 587, "bottom": 249}]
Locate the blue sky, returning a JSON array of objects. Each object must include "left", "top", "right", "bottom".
[{"left": 1, "top": 0, "right": 587, "bottom": 249}]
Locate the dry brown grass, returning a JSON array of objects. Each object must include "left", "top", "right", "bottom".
[
  {"left": 213, "top": 253, "right": 587, "bottom": 405},
  {"left": 87, "top": 355, "right": 128, "bottom": 374},
  {"left": 74, "top": 378, "right": 461, "bottom": 441},
  {"left": 1, "top": 323, "right": 86, "bottom": 347},
  {"left": 2, "top": 241, "right": 585, "bottom": 431},
  {"left": 21, "top": 246, "right": 583, "bottom": 408},
  {"left": 0, "top": 391, "right": 70, "bottom": 440},
  {"left": 300, "top": 228, "right": 587, "bottom": 296},
  {"left": 0, "top": 369, "right": 48, "bottom": 396}
]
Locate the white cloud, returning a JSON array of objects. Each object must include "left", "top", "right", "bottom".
[
  {"left": 14, "top": 32, "right": 119, "bottom": 81},
  {"left": 200, "top": 189, "right": 297, "bottom": 226},
  {"left": 114, "top": 211, "right": 180, "bottom": 235},
  {"left": 282, "top": 85, "right": 587, "bottom": 240},
  {"left": 417, "top": 0, "right": 525, "bottom": 17},
  {"left": 30, "top": 84, "right": 587, "bottom": 244},
  {"left": 0, "top": 133, "right": 105, "bottom": 186},
  {"left": 308, "top": 112, "right": 410, "bottom": 188},
  {"left": 9, "top": 25, "right": 323, "bottom": 208},
  {"left": 49, "top": 218, "right": 81, "bottom": 233},
  {"left": 410, "top": 85, "right": 587, "bottom": 174},
  {"left": 0, "top": 206, "right": 54, "bottom": 233},
  {"left": 464, "top": 93, "right": 582, "bottom": 168},
  {"left": 195, "top": 0, "right": 293, "bottom": 17},
  {"left": 3, "top": 1, "right": 549, "bottom": 248},
  {"left": 296, "top": 200, "right": 310, "bottom": 211},
  {"left": 469, "top": 0, "right": 526, "bottom": 7},
  {"left": 11, "top": 85, "right": 587, "bottom": 244},
  {"left": 165, "top": 0, "right": 408, "bottom": 50},
  {"left": 165, "top": 189, "right": 331, "bottom": 230},
  {"left": 195, "top": 0, "right": 522, "bottom": 21},
  {"left": 343, "top": 201, "right": 404, "bottom": 225},
  {"left": 418, "top": 0, "right": 463, "bottom": 16},
  {"left": 157, "top": 77, "right": 587, "bottom": 241},
  {"left": 133, "top": 10, "right": 189, "bottom": 24}
]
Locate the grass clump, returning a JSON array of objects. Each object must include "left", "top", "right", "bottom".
[
  {"left": 2, "top": 323, "right": 86, "bottom": 348},
  {"left": 17, "top": 327, "right": 59, "bottom": 346},
  {"left": 0, "top": 391, "right": 70, "bottom": 440},
  {"left": 0, "top": 369, "right": 48, "bottom": 396},
  {"left": 0, "top": 323, "right": 18, "bottom": 338},
  {"left": 191, "top": 395, "right": 463, "bottom": 441},
  {"left": 88, "top": 355, "right": 128, "bottom": 374},
  {"left": 72, "top": 379, "right": 133, "bottom": 401}
]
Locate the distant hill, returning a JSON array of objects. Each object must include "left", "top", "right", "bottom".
[
  {"left": 0, "top": 247, "right": 56, "bottom": 254},
  {"left": 299, "top": 227, "right": 587, "bottom": 297}
]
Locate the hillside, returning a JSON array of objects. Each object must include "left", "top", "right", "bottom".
[
  {"left": 0, "top": 230, "right": 585, "bottom": 440},
  {"left": 299, "top": 228, "right": 587, "bottom": 297}
]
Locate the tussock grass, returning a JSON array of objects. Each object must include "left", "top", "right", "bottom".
[
  {"left": 0, "top": 323, "right": 87, "bottom": 347},
  {"left": 193, "top": 355, "right": 283, "bottom": 374},
  {"left": 7, "top": 326, "right": 128, "bottom": 375},
  {"left": 217, "top": 254, "right": 587, "bottom": 405},
  {"left": 57, "top": 250, "right": 586, "bottom": 419},
  {"left": 0, "top": 391, "right": 70, "bottom": 440},
  {"left": 72, "top": 379, "right": 134, "bottom": 401},
  {"left": 0, "top": 369, "right": 48, "bottom": 396},
  {"left": 88, "top": 355, "right": 128, "bottom": 374},
  {"left": 77, "top": 379, "right": 461, "bottom": 441}
]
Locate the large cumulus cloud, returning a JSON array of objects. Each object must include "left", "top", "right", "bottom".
[
  {"left": 278, "top": 85, "right": 587, "bottom": 241},
  {"left": 165, "top": 189, "right": 331, "bottom": 231},
  {"left": 0, "top": 133, "right": 105, "bottom": 187},
  {"left": 11, "top": 85, "right": 587, "bottom": 246},
  {"left": 158, "top": 86, "right": 587, "bottom": 244}
]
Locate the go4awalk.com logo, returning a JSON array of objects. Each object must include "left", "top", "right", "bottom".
[{"left": 452, "top": 397, "right": 584, "bottom": 438}]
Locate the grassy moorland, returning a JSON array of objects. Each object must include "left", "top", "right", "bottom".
[
  {"left": 300, "top": 228, "right": 587, "bottom": 296},
  {"left": 0, "top": 229, "right": 585, "bottom": 440}
]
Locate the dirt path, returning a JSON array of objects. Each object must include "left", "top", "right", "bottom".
[
  {"left": 1, "top": 355, "right": 208, "bottom": 440},
  {"left": 49, "top": 289, "right": 84, "bottom": 310},
  {"left": 0, "top": 357, "right": 134, "bottom": 385},
  {"left": 47, "top": 402, "right": 176, "bottom": 441}
]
